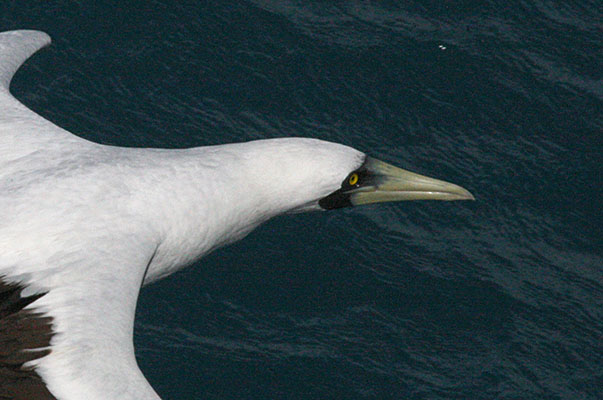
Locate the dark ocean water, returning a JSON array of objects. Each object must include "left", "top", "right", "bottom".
[{"left": 2, "top": 1, "right": 601, "bottom": 399}]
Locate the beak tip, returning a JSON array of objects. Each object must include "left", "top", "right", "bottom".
[
  {"left": 462, "top": 190, "right": 475, "bottom": 201},
  {"left": 449, "top": 186, "right": 475, "bottom": 201}
]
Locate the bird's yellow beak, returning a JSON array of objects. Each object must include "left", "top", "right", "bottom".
[{"left": 350, "top": 157, "right": 474, "bottom": 205}]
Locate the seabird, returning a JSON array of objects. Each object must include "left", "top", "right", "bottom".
[{"left": 0, "top": 30, "right": 474, "bottom": 400}]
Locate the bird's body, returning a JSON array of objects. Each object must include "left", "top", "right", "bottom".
[{"left": 0, "top": 30, "right": 473, "bottom": 400}]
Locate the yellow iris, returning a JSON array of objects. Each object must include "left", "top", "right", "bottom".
[{"left": 348, "top": 173, "right": 359, "bottom": 186}]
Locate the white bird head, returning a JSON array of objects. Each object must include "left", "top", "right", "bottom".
[{"left": 210, "top": 137, "right": 474, "bottom": 216}]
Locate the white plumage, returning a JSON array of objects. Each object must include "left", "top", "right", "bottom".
[
  {"left": 0, "top": 30, "right": 472, "bottom": 400},
  {"left": 0, "top": 30, "right": 367, "bottom": 400}
]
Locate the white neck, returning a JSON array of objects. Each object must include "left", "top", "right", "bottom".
[{"left": 130, "top": 138, "right": 364, "bottom": 283}]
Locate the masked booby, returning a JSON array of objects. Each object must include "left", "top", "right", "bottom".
[{"left": 0, "top": 30, "right": 474, "bottom": 400}]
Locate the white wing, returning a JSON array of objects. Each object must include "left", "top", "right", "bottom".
[
  {"left": 0, "top": 30, "right": 162, "bottom": 400},
  {"left": 0, "top": 30, "right": 88, "bottom": 165},
  {"left": 0, "top": 240, "right": 161, "bottom": 400}
]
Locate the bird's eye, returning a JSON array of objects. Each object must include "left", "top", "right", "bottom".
[{"left": 348, "top": 173, "right": 359, "bottom": 186}]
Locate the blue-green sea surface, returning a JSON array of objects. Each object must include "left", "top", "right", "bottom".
[{"left": 2, "top": 1, "right": 601, "bottom": 399}]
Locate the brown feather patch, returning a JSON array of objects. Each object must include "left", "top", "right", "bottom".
[{"left": 0, "top": 277, "right": 57, "bottom": 400}]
